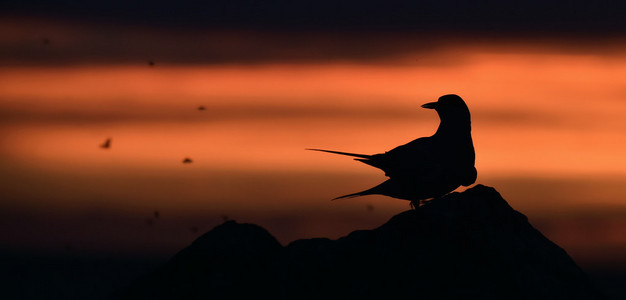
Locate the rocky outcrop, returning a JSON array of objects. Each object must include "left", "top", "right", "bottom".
[{"left": 117, "top": 185, "right": 605, "bottom": 299}]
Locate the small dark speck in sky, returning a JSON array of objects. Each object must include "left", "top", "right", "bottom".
[
  {"left": 148, "top": 60, "right": 155, "bottom": 67},
  {"left": 182, "top": 157, "right": 193, "bottom": 164},
  {"left": 198, "top": 106, "right": 206, "bottom": 111},
  {"left": 100, "top": 138, "right": 111, "bottom": 149},
  {"left": 154, "top": 210, "right": 160, "bottom": 219}
]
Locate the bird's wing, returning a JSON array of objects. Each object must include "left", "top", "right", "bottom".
[{"left": 361, "top": 137, "right": 442, "bottom": 177}]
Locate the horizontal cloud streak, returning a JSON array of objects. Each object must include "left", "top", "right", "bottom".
[
  {"left": 3, "top": 1, "right": 626, "bottom": 33},
  {"left": 0, "top": 100, "right": 569, "bottom": 127},
  {"left": 1, "top": 171, "right": 625, "bottom": 266},
  {"left": 2, "top": 18, "right": 626, "bottom": 66}
]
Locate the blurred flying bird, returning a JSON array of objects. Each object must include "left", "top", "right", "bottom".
[
  {"left": 308, "top": 94, "right": 476, "bottom": 204},
  {"left": 198, "top": 105, "right": 206, "bottom": 111},
  {"left": 182, "top": 157, "right": 193, "bottom": 164},
  {"left": 100, "top": 138, "right": 111, "bottom": 149}
]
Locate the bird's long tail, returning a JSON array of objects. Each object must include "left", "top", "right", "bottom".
[
  {"left": 306, "top": 148, "right": 371, "bottom": 159},
  {"left": 332, "top": 190, "right": 370, "bottom": 201},
  {"left": 332, "top": 184, "right": 382, "bottom": 200}
]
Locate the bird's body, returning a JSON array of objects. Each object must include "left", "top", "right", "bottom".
[{"left": 309, "top": 94, "right": 476, "bottom": 203}]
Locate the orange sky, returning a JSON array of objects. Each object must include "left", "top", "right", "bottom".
[
  {"left": 2, "top": 55, "right": 626, "bottom": 176},
  {"left": 1, "top": 28, "right": 626, "bottom": 267}
]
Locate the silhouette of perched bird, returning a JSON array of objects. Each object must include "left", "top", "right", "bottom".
[
  {"left": 308, "top": 94, "right": 476, "bottom": 204},
  {"left": 100, "top": 138, "right": 111, "bottom": 149}
]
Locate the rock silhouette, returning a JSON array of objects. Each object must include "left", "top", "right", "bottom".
[
  {"left": 116, "top": 185, "right": 605, "bottom": 299},
  {"left": 309, "top": 94, "right": 476, "bottom": 204}
]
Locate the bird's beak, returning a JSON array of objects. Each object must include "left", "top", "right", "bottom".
[{"left": 421, "top": 102, "right": 438, "bottom": 109}]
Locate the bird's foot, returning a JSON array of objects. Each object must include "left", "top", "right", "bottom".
[
  {"left": 410, "top": 198, "right": 436, "bottom": 209},
  {"left": 419, "top": 199, "right": 433, "bottom": 207},
  {"left": 409, "top": 200, "right": 423, "bottom": 209}
]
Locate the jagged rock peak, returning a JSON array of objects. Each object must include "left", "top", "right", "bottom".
[{"left": 117, "top": 185, "right": 605, "bottom": 300}]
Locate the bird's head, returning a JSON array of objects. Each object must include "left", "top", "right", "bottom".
[
  {"left": 422, "top": 94, "right": 471, "bottom": 127},
  {"left": 421, "top": 94, "right": 468, "bottom": 111}
]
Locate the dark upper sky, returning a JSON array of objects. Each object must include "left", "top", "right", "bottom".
[
  {"left": 3, "top": 1, "right": 626, "bottom": 66},
  {"left": 3, "top": 0, "right": 626, "bottom": 33}
]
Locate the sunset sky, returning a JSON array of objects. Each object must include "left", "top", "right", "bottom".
[{"left": 1, "top": 2, "right": 626, "bottom": 271}]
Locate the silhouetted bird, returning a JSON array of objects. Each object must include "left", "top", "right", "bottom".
[
  {"left": 182, "top": 157, "right": 193, "bottom": 164},
  {"left": 198, "top": 105, "right": 206, "bottom": 111},
  {"left": 309, "top": 94, "right": 476, "bottom": 204},
  {"left": 100, "top": 138, "right": 111, "bottom": 149}
]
